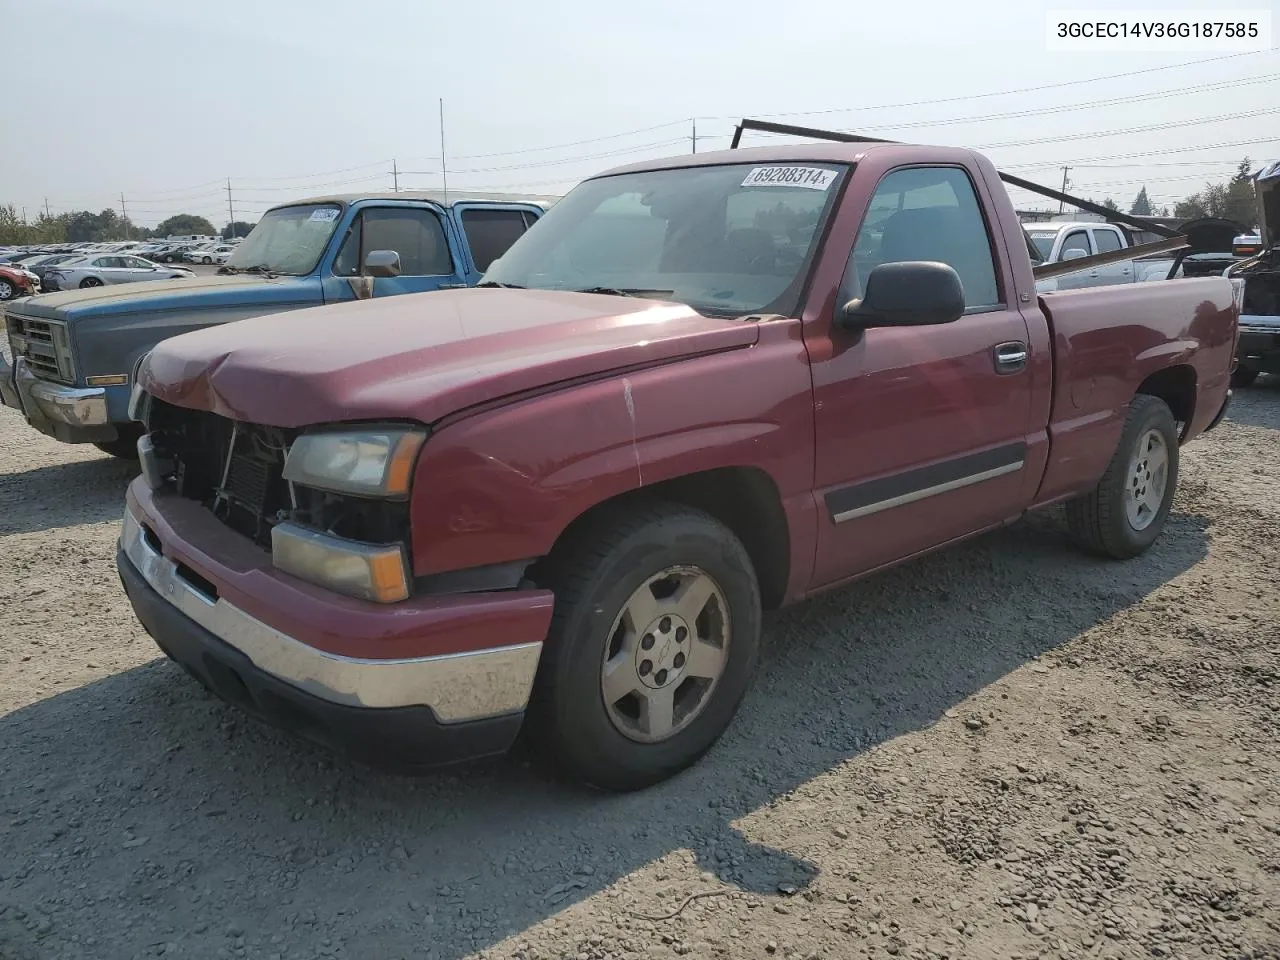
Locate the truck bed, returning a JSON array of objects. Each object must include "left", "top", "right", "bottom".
[{"left": 1032, "top": 277, "right": 1235, "bottom": 505}]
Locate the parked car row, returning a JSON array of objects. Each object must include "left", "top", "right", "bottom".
[{"left": 0, "top": 138, "right": 1241, "bottom": 789}]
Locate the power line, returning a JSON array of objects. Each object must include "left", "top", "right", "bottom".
[
  {"left": 740, "top": 74, "right": 1278, "bottom": 139},
  {"left": 704, "top": 49, "right": 1276, "bottom": 122},
  {"left": 973, "top": 106, "right": 1280, "bottom": 152}
]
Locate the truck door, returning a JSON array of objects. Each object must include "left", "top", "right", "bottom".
[
  {"left": 322, "top": 203, "right": 468, "bottom": 301},
  {"left": 1054, "top": 229, "right": 1097, "bottom": 290},
  {"left": 1089, "top": 226, "right": 1132, "bottom": 284},
  {"left": 807, "top": 164, "right": 1035, "bottom": 588},
  {"left": 452, "top": 204, "right": 543, "bottom": 283}
]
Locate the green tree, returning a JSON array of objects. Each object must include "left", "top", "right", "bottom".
[
  {"left": 63, "top": 209, "right": 136, "bottom": 242},
  {"left": 1174, "top": 158, "right": 1257, "bottom": 225},
  {"left": 1102, "top": 197, "right": 1119, "bottom": 212},
  {"left": 222, "top": 220, "right": 256, "bottom": 239},
  {"left": 154, "top": 214, "right": 218, "bottom": 238},
  {"left": 1129, "top": 187, "right": 1153, "bottom": 217}
]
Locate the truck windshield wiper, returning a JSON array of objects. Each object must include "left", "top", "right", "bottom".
[
  {"left": 477, "top": 281, "right": 525, "bottom": 289},
  {"left": 572, "top": 286, "right": 675, "bottom": 298},
  {"left": 219, "top": 264, "right": 278, "bottom": 278}
]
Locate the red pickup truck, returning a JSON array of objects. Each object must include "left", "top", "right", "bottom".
[{"left": 117, "top": 141, "right": 1236, "bottom": 790}]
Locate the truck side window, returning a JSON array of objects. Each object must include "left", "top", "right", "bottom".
[
  {"left": 461, "top": 209, "right": 535, "bottom": 273},
  {"left": 334, "top": 208, "right": 453, "bottom": 277},
  {"left": 1060, "top": 231, "right": 1092, "bottom": 259},
  {"left": 1092, "top": 229, "right": 1123, "bottom": 254},
  {"left": 843, "top": 166, "right": 1000, "bottom": 311}
]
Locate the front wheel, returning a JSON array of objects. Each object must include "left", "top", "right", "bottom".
[
  {"left": 0, "top": 279, "right": 14, "bottom": 300},
  {"left": 1066, "top": 395, "right": 1179, "bottom": 559},
  {"left": 79, "top": 277, "right": 103, "bottom": 288},
  {"left": 529, "top": 503, "right": 761, "bottom": 791}
]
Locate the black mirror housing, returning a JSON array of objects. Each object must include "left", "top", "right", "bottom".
[
  {"left": 837, "top": 261, "right": 966, "bottom": 330},
  {"left": 364, "top": 249, "right": 401, "bottom": 278}
]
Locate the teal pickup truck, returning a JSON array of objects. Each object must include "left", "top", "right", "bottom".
[{"left": 0, "top": 191, "right": 554, "bottom": 456}]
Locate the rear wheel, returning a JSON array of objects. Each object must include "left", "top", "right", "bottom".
[
  {"left": 529, "top": 503, "right": 761, "bottom": 791},
  {"left": 1231, "top": 366, "right": 1259, "bottom": 388},
  {"left": 79, "top": 276, "right": 103, "bottom": 288},
  {"left": 1065, "top": 395, "right": 1179, "bottom": 559}
]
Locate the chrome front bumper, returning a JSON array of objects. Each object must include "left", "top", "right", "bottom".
[
  {"left": 119, "top": 508, "right": 542, "bottom": 722},
  {"left": 7, "top": 356, "right": 108, "bottom": 427}
]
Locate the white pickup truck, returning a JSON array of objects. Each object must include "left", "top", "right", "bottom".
[{"left": 1028, "top": 221, "right": 1171, "bottom": 290}]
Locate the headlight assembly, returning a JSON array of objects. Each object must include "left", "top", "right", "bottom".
[{"left": 282, "top": 427, "right": 426, "bottom": 499}]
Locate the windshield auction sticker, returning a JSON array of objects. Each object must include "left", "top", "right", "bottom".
[
  {"left": 741, "top": 167, "right": 837, "bottom": 190},
  {"left": 308, "top": 208, "right": 340, "bottom": 222}
]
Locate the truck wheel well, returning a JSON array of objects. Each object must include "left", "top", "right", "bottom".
[
  {"left": 1136, "top": 365, "right": 1196, "bottom": 438},
  {"left": 542, "top": 467, "right": 791, "bottom": 611}
]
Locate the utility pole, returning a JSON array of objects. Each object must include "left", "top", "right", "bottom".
[
  {"left": 393, "top": 160, "right": 399, "bottom": 193},
  {"left": 120, "top": 193, "right": 129, "bottom": 239},
  {"left": 439, "top": 99, "right": 449, "bottom": 203},
  {"left": 691, "top": 118, "right": 698, "bottom": 154},
  {"left": 43, "top": 198, "right": 51, "bottom": 219},
  {"left": 226, "top": 178, "right": 236, "bottom": 238},
  {"left": 1057, "top": 166, "right": 1071, "bottom": 214}
]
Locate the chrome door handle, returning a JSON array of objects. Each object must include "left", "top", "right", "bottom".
[{"left": 994, "top": 341, "right": 1028, "bottom": 373}]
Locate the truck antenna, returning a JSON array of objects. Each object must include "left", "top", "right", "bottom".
[{"left": 439, "top": 98, "right": 448, "bottom": 204}]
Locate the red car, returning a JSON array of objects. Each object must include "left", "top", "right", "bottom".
[
  {"left": 119, "top": 138, "right": 1236, "bottom": 790},
  {"left": 0, "top": 264, "right": 40, "bottom": 300}
]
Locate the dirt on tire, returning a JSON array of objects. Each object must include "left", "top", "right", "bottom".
[{"left": 1, "top": 380, "right": 1278, "bottom": 960}]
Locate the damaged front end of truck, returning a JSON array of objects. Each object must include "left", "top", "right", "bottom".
[{"left": 1227, "top": 160, "right": 1280, "bottom": 387}]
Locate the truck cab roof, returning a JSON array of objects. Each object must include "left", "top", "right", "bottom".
[{"left": 280, "top": 190, "right": 561, "bottom": 211}]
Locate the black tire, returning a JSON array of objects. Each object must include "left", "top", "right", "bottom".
[
  {"left": 93, "top": 426, "right": 143, "bottom": 460},
  {"left": 1231, "top": 366, "right": 1259, "bottom": 388},
  {"left": 79, "top": 277, "right": 103, "bottom": 288},
  {"left": 0, "top": 279, "right": 14, "bottom": 300},
  {"left": 1065, "top": 395, "right": 1179, "bottom": 560},
  {"left": 528, "top": 502, "right": 761, "bottom": 791}
]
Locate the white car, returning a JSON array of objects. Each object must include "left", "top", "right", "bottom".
[
  {"left": 44, "top": 255, "right": 194, "bottom": 290},
  {"left": 187, "top": 245, "right": 235, "bottom": 265}
]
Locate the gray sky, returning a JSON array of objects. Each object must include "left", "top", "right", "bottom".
[{"left": 4, "top": 0, "right": 1277, "bottom": 227}]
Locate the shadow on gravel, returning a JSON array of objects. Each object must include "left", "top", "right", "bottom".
[
  {"left": 0, "top": 510, "right": 1209, "bottom": 959},
  {"left": 1225, "top": 377, "right": 1280, "bottom": 431},
  {"left": 0, "top": 455, "right": 135, "bottom": 536}
]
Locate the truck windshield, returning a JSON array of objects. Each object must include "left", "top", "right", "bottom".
[
  {"left": 1028, "top": 231, "right": 1057, "bottom": 261},
  {"left": 224, "top": 203, "right": 343, "bottom": 276},
  {"left": 483, "top": 162, "right": 847, "bottom": 316}
]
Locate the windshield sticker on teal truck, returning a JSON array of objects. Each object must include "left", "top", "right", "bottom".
[
  {"left": 308, "top": 209, "right": 340, "bottom": 222},
  {"left": 741, "top": 166, "right": 837, "bottom": 190}
]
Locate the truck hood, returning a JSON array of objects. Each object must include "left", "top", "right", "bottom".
[
  {"left": 14, "top": 273, "right": 316, "bottom": 322},
  {"left": 142, "top": 288, "right": 761, "bottom": 427}
]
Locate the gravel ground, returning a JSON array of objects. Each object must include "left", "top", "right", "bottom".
[{"left": 1, "top": 382, "right": 1278, "bottom": 960}]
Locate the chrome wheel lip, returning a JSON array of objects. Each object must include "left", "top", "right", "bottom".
[
  {"left": 1124, "top": 428, "right": 1169, "bottom": 532},
  {"left": 600, "top": 564, "right": 731, "bottom": 744}
]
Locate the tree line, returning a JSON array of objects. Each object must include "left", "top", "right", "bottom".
[
  {"left": 0, "top": 207, "right": 256, "bottom": 245},
  {"left": 1093, "top": 159, "right": 1258, "bottom": 226}
]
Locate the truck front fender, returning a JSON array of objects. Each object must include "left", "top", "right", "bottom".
[{"left": 408, "top": 323, "right": 818, "bottom": 599}]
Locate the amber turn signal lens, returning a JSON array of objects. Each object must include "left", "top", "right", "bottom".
[{"left": 384, "top": 432, "right": 426, "bottom": 497}]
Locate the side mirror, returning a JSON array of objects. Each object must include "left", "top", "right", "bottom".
[
  {"left": 1060, "top": 248, "right": 1088, "bottom": 262},
  {"left": 837, "top": 261, "right": 965, "bottom": 331},
  {"left": 364, "top": 249, "right": 401, "bottom": 278}
]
